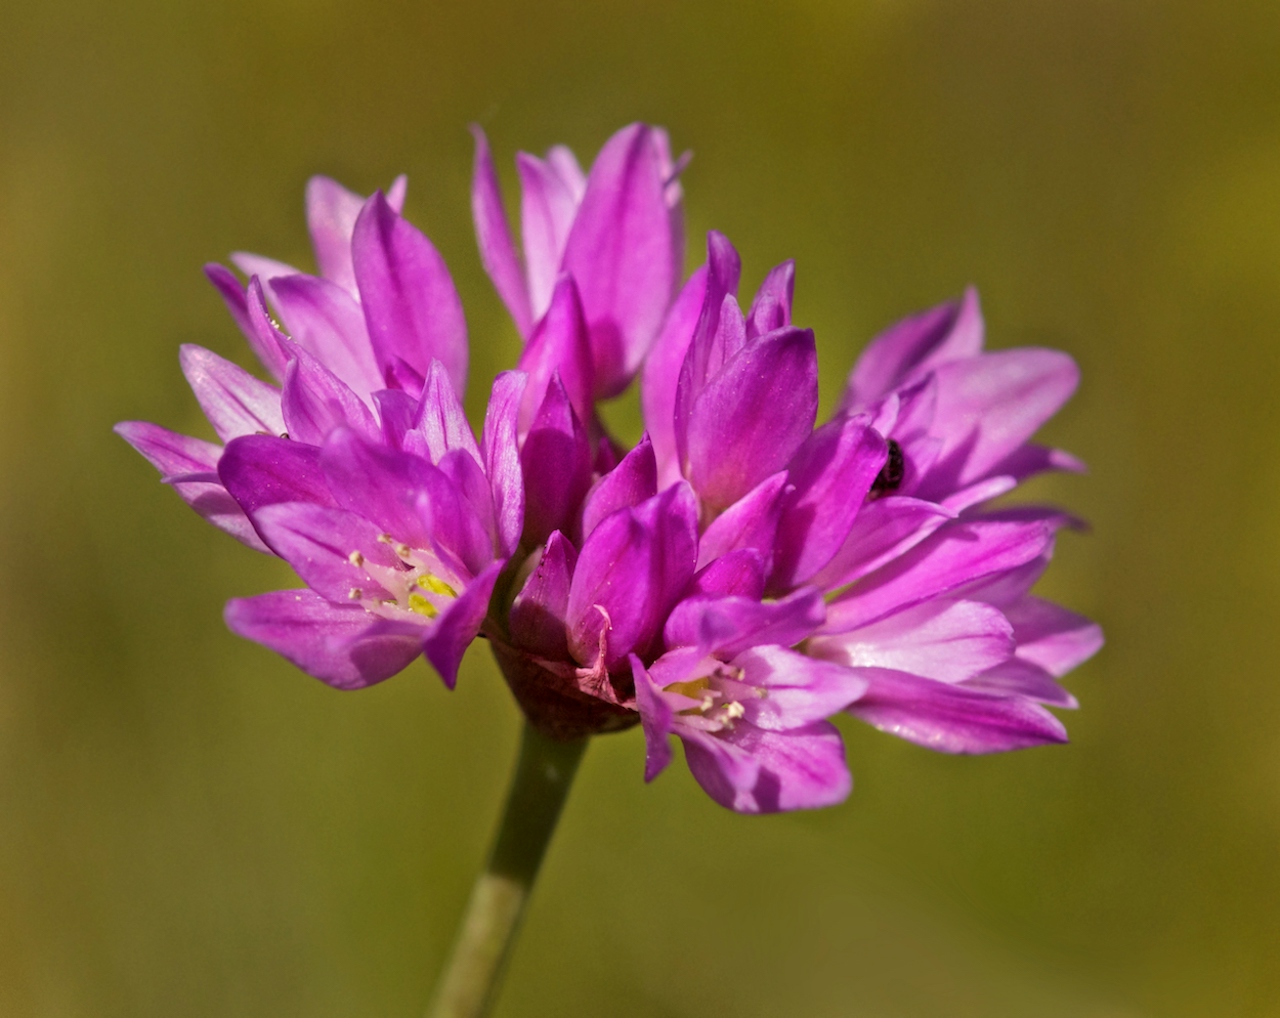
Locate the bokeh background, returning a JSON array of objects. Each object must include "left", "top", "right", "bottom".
[{"left": 1, "top": 1, "right": 1277, "bottom": 1015}]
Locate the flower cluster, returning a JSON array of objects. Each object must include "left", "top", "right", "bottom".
[{"left": 118, "top": 123, "right": 1101, "bottom": 813}]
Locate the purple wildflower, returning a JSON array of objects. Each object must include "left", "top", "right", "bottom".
[
  {"left": 472, "top": 122, "right": 685, "bottom": 399},
  {"left": 117, "top": 125, "right": 1100, "bottom": 816},
  {"left": 117, "top": 176, "right": 515, "bottom": 689}
]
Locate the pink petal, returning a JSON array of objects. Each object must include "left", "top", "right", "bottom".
[
  {"left": 267, "top": 274, "right": 383, "bottom": 400},
  {"left": 642, "top": 266, "right": 708, "bottom": 487},
  {"left": 517, "top": 150, "right": 583, "bottom": 320},
  {"left": 561, "top": 124, "right": 681, "bottom": 398},
  {"left": 843, "top": 287, "right": 984, "bottom": 411},
  {"left": 423, "top": 561, "right": 504, "bottom": 689},
  {"left": 509, "top": 531, "right": 577, "bottom": 658},
  {"left": 516, "top": 274, "right": 594, "bottom": 438},
  {"left": 179, "top": 344, "right": 284, "bottom": 443},
  {"left": 480, "top": 370, "right": 527, "bottom": 557},
  {"left": 224, "top": 589, "right": 423, "bottom": 690},
  {"left": 1004, "top": 596, "right": 1104, "bottom": 677},
  {"left": 352, "top": 192, "right": 468, "bottom": 397},
  {"left": 681, "top": 722, "right": 851, "bottom": 814},
  {"left": 847, "top": 667, "right": 1068, "bottom": 753},
  {"left": 470, "top": 126, "right": 533, "bottom": 337},
  {"left": 824, "top": 519, "right": 1053, "bottom": 633},
  {"left": 808, "top": 598, "right": 1014, "bottom": 684}
]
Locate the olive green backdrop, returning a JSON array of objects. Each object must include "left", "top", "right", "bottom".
[{"left": 1, "top": 1, "right": 1276, "bottom": 1015}]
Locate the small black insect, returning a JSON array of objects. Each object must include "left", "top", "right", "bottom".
[{"left": 869, "top": 439, "right": 905, "bottom": 498}]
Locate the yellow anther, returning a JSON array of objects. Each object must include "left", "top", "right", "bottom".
[
  {"left": 418, "top": 574, "right": 458, "bottom": 598},
  {"left": 408, "top": 593, "right": 440, "bottom": 619},
  {"left": 395, "top": 543, "right": 413, "bottom": 559},
  {"left": 667, "top": 677, "right": 711, "bottom": 699},
  {"left": 723, "top": 701, "right": 746, "bottom": 720},
  {"left": 348, "top": 551, "right": 364, "bottom": 567},
  {"left": 348, "top": 587, "right": 363, "bottom": 600},
  {"left": 377, "top": 533, "right": 394, "bottom": 544}
]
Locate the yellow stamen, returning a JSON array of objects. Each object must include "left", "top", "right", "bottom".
[
  {"left": 418, "top": 574, "right": 458, "bottom": 598},
  {"left": 407, "top": 594, "right": 440, "bottom": 619},
  {"left": 667, "top": 676, "right": 711, "bottom": 700}
]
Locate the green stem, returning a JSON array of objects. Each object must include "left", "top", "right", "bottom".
[{"left": 426, "top": 722, "right": 588, "bottom": 1018}]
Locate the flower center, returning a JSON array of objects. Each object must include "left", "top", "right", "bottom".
[
  {"left": 346, "top": 535, "right": 461, "bottom": 621},
  {"left": 666, "top": 664, "right": 763, "bottom": 732}
]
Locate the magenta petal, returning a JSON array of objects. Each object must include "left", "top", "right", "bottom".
[
  {"left": 352, "top": 191, "right": 468, "bottom": 397},
  {"left": 204, "top": 269, "right": 292, "bottom": 382},
  {"left": 174, "top": 481, "right": 271, "bottom": 552},
  {"left": 517, "top": 150, "right": 582, "bottom": 321},
  {"left": 546, "top": 145, "right": 587, "bottom": 198},
  {"left": 114, "top": 422, "right": 267, "bottom": 551},
  {"left": 520, "top": 374, "right": 593, "bottom": 547},
  {"left": 373, "top": 388, "right": 418, "bottom": 449},
  {"left": 205, "top": 264, "right": 289, "bottom": 381},
  {"left": 268, "top": 274, "right": 383, "bottom": 400},
  {"left": 231, "top": 251, "right": 300, "bottom": 288},
  {"left": 642, "top": 266, "right": 708, "bottom": 487},
  {"left": 956, "top": 554, "right": 1050, "bottom": 608},
  {"left": 941, "top": 475, "right": 1019, "bottom": 514},
  {"left": 843, "top": 287, "right": 984, "bottom": 411},
  {"left": 218, "top": 434, "right": 338, "bottom": 515},
  {"left": 562, "top": 124, "right": 681, "bottom": 398},
  {"left": 732, "top": 647, "right": 868, "bottom": 730},
  {"left": 918, "top": 348, "right": 1080, "bottom": 497},
  {"left": 179, "top": 345, "right": 284, "bottom": 443},
  {"left": 676, "top": 233, "right": 743, "bottom": 412},
  {"left": 470, "top": 126, "right": 533, "bottom": 337},
  {"left": 770, "top": 415, "right": 887, "bottom": 590},
  {"left": 305, "top": 174, "right": 406, "bottom": 294},
  {"left": 824, "top": 519, "right": 1053, "bottom": 633},
  {"left": 516, "top": 274, "right": 594, "bottom": 437},
  {"left": 631, "top": 655, "right": 675, "bottom": 782},
  {"left": 566, "top": 482, "right": 699, "bottom": 668},
  {"left": 745, "top": 260, "right": 795, "bottom": 339},
  {"left": 252, "top": 502, "right": 399, "bottom": 599},
  {"left": 305, "top": 175, "right": 366, "bottom": 292},
  {"left": 438, "top": 447, "right": 499, "bottom": 552},
  {"left": 280, "top": 341, "right": 379, "bottom": 445},
  {"left": 225, "top": 589, "right": 422, "bottom": 690},
  {"left": 810, "top": 496, "right": 954, "bottom": 592},
  {"left": 809, "top": 598, "right": 1015, "bottom": 683},
  {"left": 685, "top": 327, "right": 819, "bottom": 510},
  {"left": 696, "top": 471, "right": 790, "bottom": 571},
  {"left": 414, "top": 471, "right": 496, "bottom": 579},
  {"left": 681, "top": 722, "right": 851, "bottom": 814},
  {"left": 242, "top": 277, "right": 294, "bottom": 382},
  {"left": 686, "top": 549, "right": 766, "bottom": 599},
  {"left": 964, "top": 659, "right": 1078, "bottom": 709},
  {"left": 1005, "top": 596, "right": 1104, "bottom": 677},
  {"left": 423, "top": 561, "right": 503, "bottom": 689},
  {"left": 319, "top": 427, "right": 436, "bottom": 548},
  {"left": 580, "top": 434, "right": 657, "bottom": 542},
  {"left": 403, "top": 360, "right": 482, "bottom": 466},
  {"left": 116, "top": 420, "right": 220, "bottom": 476},
  {"left": 481, "top": 370, "right": 527, "bottom": 557},
  {"left": 990, "top": 443, "right": 1088, "bottom": 485},
  {"left": 847, "top": 667, "right": 1068, "bottom": 753},
  {"left": 664, "top": 587, "right": 825, "bottom": 658},
  {"left": 509, "top": 531, "right": 577, "bottom": 658}
]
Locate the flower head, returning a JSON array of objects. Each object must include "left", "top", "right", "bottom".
[{"left": 118, "top": 125, "right": 1101, "bottom": 814}]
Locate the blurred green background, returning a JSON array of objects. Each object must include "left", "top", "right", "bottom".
[{"left": 1, "top": 1, "right": 1277, "bottom": 1015}]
